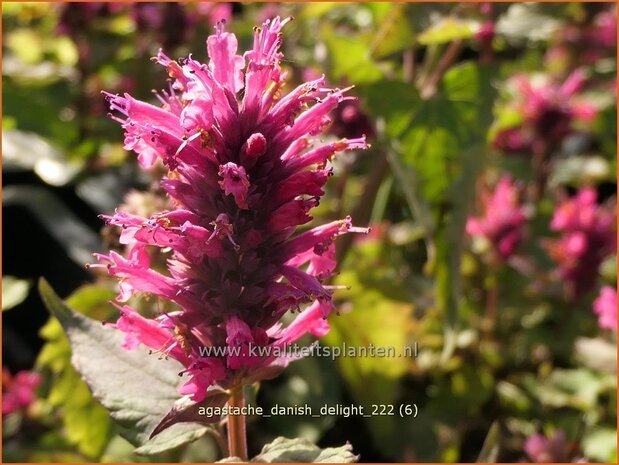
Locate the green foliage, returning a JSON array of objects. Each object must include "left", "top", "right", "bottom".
[
  {"left": 367, "top": 4, "right": 416, "bottom": 59},
  {"left": 250, "top": 437, "right": 357, "bottom": 463},
  {"left": 258, "top": 357, "right": 342, "bottom": 443},
  {"left": 582, "top": 427, "right": 617, "bottom": 462},
  {"left": 36, "top": 285, "right": 117, "bottom": 459},
  {"left": 324, "top": 239, "right": 414, "bottom": 454},
  {"left": 38, "top": 279, "right": 214, "bottom": 456},
  {"left": 322, "top": 30, "right": 383, "bottom": 85},
  {"left": 2, "top": 276, "right": 31, "bottom": 311},
  {"left": 418, "top": 17, "right": 476, "bottom": 45}
]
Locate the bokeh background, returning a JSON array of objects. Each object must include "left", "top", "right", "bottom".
[{"left": 2, "top": 2, "right": 617, "bottom": 462}]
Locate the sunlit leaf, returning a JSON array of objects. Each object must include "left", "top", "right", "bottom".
[
  {"left": 37, "top": 285, "right": 118, "bottom": 459},
  {"left": 2, "top": 129, "right": 80, "bottom": 185},
  {"left": 38, "top": 279, "right": 214, "bottom": 456},
  {"left": 2, "top": 276, "right": 31, "bottom": 311},
  {"left": 323, "top": 30, "right": 383, "bottom": 84},
  {"left": 583, "top": 427, "right": 617, "bottom": 462},
  {"left": 476, "top": 421, "right": 500, "bottom": 462},
  {"left": 574, "top": 338, "right": 617, "bottom": 374},
  {"left": 324, "top": 239, "right": 414, "bottom": 453},
  {"left": 496, "top": 3, "right": 562, "bottom": 42},
  {"left": 418, "top": 17, "right": 477, "bottom": 45},
  {"left": 251, "top": 437, "right": 357, "bottom": 463},
  {"left": 368, "top": 4, "right": 416, "bottom": 59}
]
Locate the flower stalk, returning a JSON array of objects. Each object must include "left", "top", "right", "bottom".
[{"left": 227, "top": 386, "right": 248, "bottom": 461}]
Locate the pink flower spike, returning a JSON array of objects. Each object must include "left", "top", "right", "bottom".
[
  {"left": 2, "top": 368, "right": 41, "bottom": 416},
  {"left": 99, "top": 16, "right": 368, "bottom": 401},
  {"left": 545, "top": 189, "right": 616, "bottom": 298},
  {"left": 524, "top": 431, "right": 570, "bottom": 462},
  {"left": 593, "top": 286, "right": 617, "bottom": 332},
  {"left": 466, "top": 175, "right": 527, "bottom": 261}
]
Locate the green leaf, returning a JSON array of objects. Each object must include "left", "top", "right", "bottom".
[
  {"left": 2, "top": 276, "right": 31, "bottom": 311},
  {"left": 495, "top": 3, "right": 562, "bottom": 42},
  {"left": 549, "top": 156, "right": 612, "bottom": 188},
  {"left": 436, "top": 142, "right": 483, "bottom": 364},
  {"left": 324, "top": 239, "right": 413, "bottom": 453},
  {"left": 526, "top": 368, "right": 612, "bottom": 411},
  {"left": 149, "top": 390, "right": 230, "bottom": 439},
  {"left": 323, "top": 29, "right": 383, "bottom": 85},
  {"left": 251, "top": 437, "right": 358, "bottom": 463},
  {"left": 400, "top": 62, "right": 496, "bottom": 203},
  {"left": 6, "top": 29, "right": 45, "bottom": 64},
  {"left": 259, "top": 356, "right": 342, "bottom": 443},
  {"left": 37, "top": 285, "right": 117, "bottom": 459},
  {"left": 3, "top": 129, "right": 80, "bottom": 186},
  {"left": 361, "top": 81, "right": 419, "bottom": 138},
  {"left": 368, "top": 4, "right": 416, "bottom": 59},
  {"left": 418, "top": 17, "right": 476, "bottom": 45},
  {"left": 38, "top": 279, "right": 213, "bottom": 456},
  {"left": 3, "top": 78, "right": 79, "bottom": 148},
  {"left": 476, "top": 422, "right": 500, "bottom": 462},
  {"left": 583, "top": 427, "right": 617, "bottom": 462},
  {"left": 298, "top": 3, "right": 342, "bottom": 19},
  {"left": 575, "top": 337, "right": 617, "bottom": 374}
]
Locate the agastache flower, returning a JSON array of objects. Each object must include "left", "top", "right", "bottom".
[
  {"left": 493, "top": 71, "right": 597, "bottom": 154},
  {"left": 545, "top": 188, "right": 616, "bottom": 299},
  {"left": 466, "top": 175, "right": 527, "bottom": 261},
  {"left": 93, "top": 17, "right": 369, "bottom": 405},
  {"left": 593, "top": 286, "right": 617, "bottom": 332},
  {"left": 523, "top": 431, "right": 579, "bottom": 463},
  {"left": 2, "top": 368, "right": 41, "bottom": 416}
]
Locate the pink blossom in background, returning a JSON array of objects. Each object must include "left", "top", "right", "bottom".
[
  {"left": 195, "top": 2, "right": 233, "bottom": 26},
  {"left": 590, "top": 9, "right": 617, "bottom": 49},
  {"left": 256, "top": 4, "right": 282, "bottom": 24},
  {"left": 516, "top": 70, "right": 596, "bottom": 143},
  {"left": 475, "top": 20, "right": 495, "bottom": 45},
  {"left": 524, "top": 431, "right": 572, "bottom": 462},
  {"left": 493, "top": 70, "right": 597, "bottom": 154},
  {"left": 132, "top": 3, "right": 193, "bottom": 50},
  {"left": 302, "top": 68, "right": 375, "bottom": 140},
  {"left": 492, "top": 127, "right": 531, "bottom": 153},
  {"left": 593, "top": 286, "right": 617, "bottom": 332},
  {"left": 466, "top": 175, "right": 527, "bottom": 261},
  {"left": 544, "top": 6, "right": 616, "bottom": 70},
  {"left": 2, "top": 368, "right": 41, "bottom": 416},
  {"left": 545, "top": 189, "right": 616, "bottom": 299},
  {"left": 479, "top": 2, "right": 493, "bottom": 15},
  {"left": 94, "top": 17, "right": 369, "bottom": 402},
  {"left": 56, "top": 3, "right": 125, "bottom": 37},
  {"left": 330, "top": 99, "right": 376, "bottom": 140},
  {"left": 131, "top": 3, "right": 230, "bottom": 52}
]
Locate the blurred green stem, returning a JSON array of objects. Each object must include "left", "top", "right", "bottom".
[
  {"left": 384, "top": 139, "right": 436, "bottom": 273},
  {"left": 531, "top": 141, "right": 551, "bottom": 202},
  {"left": 421, "top": 39, "right": 464, "bottom": 98},
  {"left": 485, "top": 271, "right": 499, "bottom": 333},
  {"left": 403, "top": 47, "right": 416, "bottom": 83}
]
